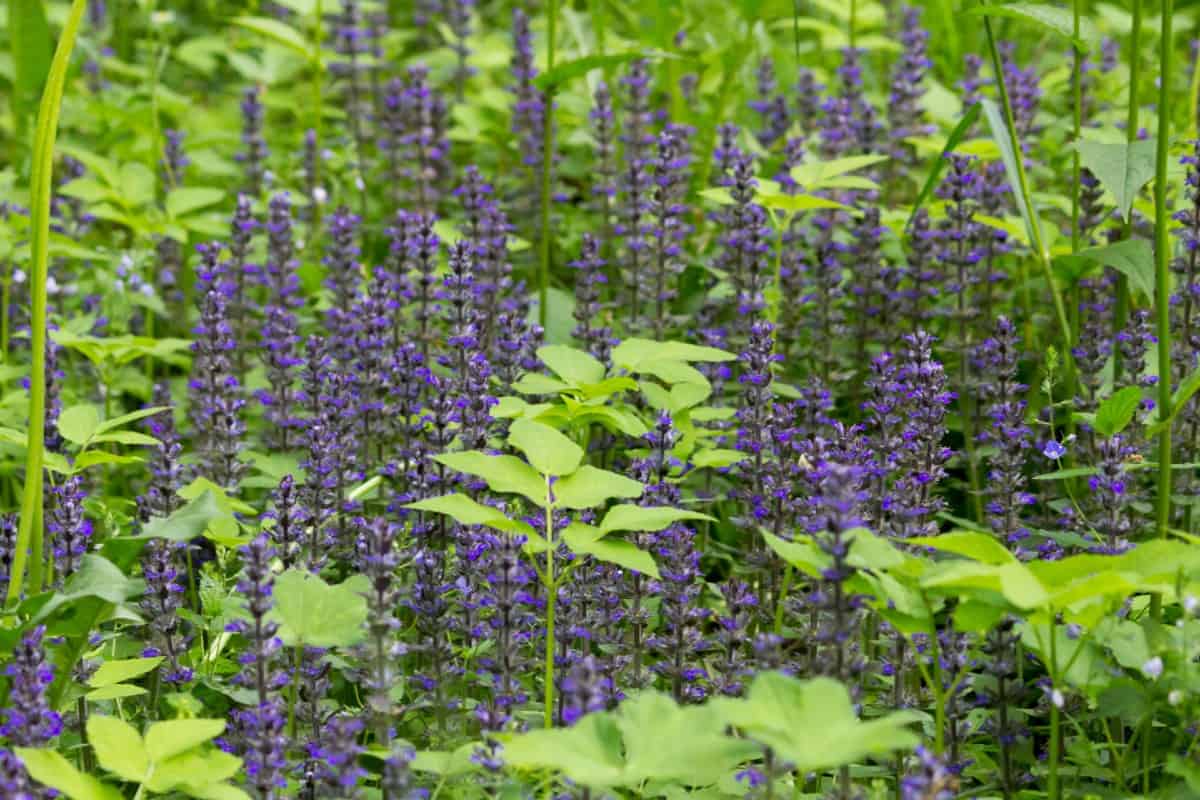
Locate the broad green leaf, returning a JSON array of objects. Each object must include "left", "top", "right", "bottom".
[
  {"left": 907, "top": 103, "right": 981, "bottom": 230},
  {"left": 761, "top": 531, "right": 830, "bottom": 578},
  {"left": 562, "top": 524, "right": 660, "bottom": 578},
  {"left": 845, "top": 529, "right": 909, "bottom": 571},
  {"left": 86, "top": 684, "right": 148, "bottom": 700},
  {"left": 909, "top": 531, "right": 1017, "bottom": 565},
  {"left": 88, "top": 656, "right": 164, "bottom": 688},
  {"left": 231, "top": 15, "right": 316, "bottom": 61},
  {"left": 88, "top": 715, "right": 149, "bottom": 782},
  {"left": 270, "top": 569, "right": 368, "bottom": 648},
  {"left": 118, "top": 162, "right": 156, "bottom": 208},
  {"left": 1147, "top": 362, "right": 1200, "bottom": 436},
  {"left": 618, "top": 693, "right": 759, "bottom": 785},
  {"left": 178, "top": 478, "right": 257, "bottom": 515},
  {"left": 166, "top": 187, "right": 225, "bottom": 218},
  {"left": 404, "top": 493, "right": 537, "bottom": 538},
  {"left": 1058, "top": 238, "right": 1155, "bottom": 301},
  {"left": 692, "top": 448, "right": 747, "bottom": 469},
  {"left": 513, "top": 372, "right": 572, "bottom": 394},
  {"left": 611, "top": 339, "right": 734, "bottom": 370},
  {"left": 789, "top": 154, "right": 889, "bottom": 190},
  {"left": 137, "top": 491, "right": 229, "bottom": 541},
  {"left": 94, "top": 405, "right": 171, "bottom": 435},
  {"left": 508, "top": 419, "right": 584, "bottom": 476},
  {"left": 14, "top": 748, "right": 124, "bottom": 800},
  {"left": 90, "top": 430, "right": 160, "bottom": 447},
  {"left": 146, "top": 748, "right": 242, "bottom": 793},
  {"left": 598, "top": 504, "right": 714, "bottom": 534},
  {"left": 553, "top": 465, "right": 643, "bottom": 509},
  {"left": 1075, "top": 139, "right": 1157, "bottom": 220},
  {"left": 501, "top": 711, "right": 627, "bottom": 787},
  {"left": 719, "top": 673, "right": 919, "bottom": 772},
  {"left": 533, "top": 51, "right": 651, "bottom": 91},
  {"left": 538, "top": 344, "right": 607, "bottom": 386},
  {"left": 57, "top": 403, "right": 102, "bottom": 445},
  {"left": 434, "top": 451, "right": 547, "bottom": 505},
  {"left": 181, "top": 782, "right": 253, "bottom": 800},
  {"left": 1094, "top": 385, "right": 1144, "bottom": 437},
  {"left": 145, "top": 718, "right": 226, "bottom": 762},
  {"left": 969, "top": 3, "right": 1099, "bottom": 50},
  {"left": 755, "top": 192, "right": 854, "bottom": 215},
  {"left": 31, "top": 554, "right": 140, "bottom": 623}
]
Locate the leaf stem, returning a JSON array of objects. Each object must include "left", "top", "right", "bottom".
[
  {"left": 538, "top": 0, "right": 558, "bottom": 328},
  {"left": 543, "top": 486, "right": 556, "bottom": 729},
  {"left": 1154, "top": 0, "right": 1175, "bottom": 611}
]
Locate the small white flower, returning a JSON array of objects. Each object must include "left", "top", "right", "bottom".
[
  {"left": 354, "top": 175, "right": 365, "bottom": 192},
  {"left": 1142, "top": 656, "right": 1164, "bottom": 680},
  {"left": 1169, "top": 690, "right": 1185, "bottom": 706},
  {"left": 1185, "top": 595, "right": 1199, "bottom": 616},
  {"left": 13, "top": 269, "right": 27, "bottom": 284},
  {"left": 1051, "top": 688, "right": 1065, "bottom": 708},
  {"left": 313, "top": 187, "right": 328, "bottom": 205}
]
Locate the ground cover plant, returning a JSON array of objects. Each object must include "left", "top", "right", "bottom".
[{"left": 3, "top": 0, "right": 1200, "bottom": 797}]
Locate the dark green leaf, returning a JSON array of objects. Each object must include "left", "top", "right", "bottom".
[
  {"left": 9, "top": 0, "right": 52, "bottom": 131},
  {"left": 1094, "top": 385, "right": 1144, "bottom": 437},
  {"left": 136, "top": 491, "right": 229, "bottom": 541},
  {"left": 1075, "top": 139, "right": 1157, "bottom": 220},
  {"left": 969, "top": 3, "right": 1098, "bottom": 50}
]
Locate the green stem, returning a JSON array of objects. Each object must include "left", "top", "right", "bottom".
[
  {"left": 848, "top": 0, "right": 856, "bottom": 49},
  {"left": 543, "top": 491, "right": 556, "bottom": 729},
  {"left": 1048, "top": 617, "right": 1060, "bottom": 800},
  {"left": 1114, "top": 0, "right": 1143, "bottom": 372},
  {"left": 288, "top": 645, "right": 301, "bottom": 739},
  {"left": 979, "top": 7, "right": 1075, "bottom": 381},
  {"left": 538, "top": 0, "right": 558, "bottom": 329},
  {"left": 773, "top": 565, "right": 793, "bottom": 635},
  {"left": 1153, "top": 0, "right": 1176, "bottom": 621},
  {"left": 1070, "top": 0, "right": 1082, "bottom": 255},
  {"left": 8, "top": 0, "right": 88, "bottom": 605}
]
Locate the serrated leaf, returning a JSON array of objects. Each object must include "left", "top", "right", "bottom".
[
  {"left": 88, "top": 715, "right": 149, "bottom": 782},
  {"left": 1094, "top": 385, "right": 1144, "bottom": 437},
  {"left": 1074, "top": 139, "right": 1157, "bottom": 221},
  {"left": 508, "top": 419, "right": 583, "bottom": 476},
  {"left": 270, "top": 570, "right": 368, "bottom": 648}
]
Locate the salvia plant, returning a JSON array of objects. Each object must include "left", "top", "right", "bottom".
[{"left": 3, "top": 1, "right": 1200, "bottom": 799}]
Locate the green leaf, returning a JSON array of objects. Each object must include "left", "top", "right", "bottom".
[
  {"left": 118, "top": 162, "right": 156, "bottom": 208},
  {"left": 147, "top": 749, "right": 243, "bottom": 794},
  {"left": 90, "top": 430, "right": 160, "bottom": 447},
  {"left": 969, "top": 3, "right": 1099, "bottom": 50},
  {"left": 755, "top": 192, "right": 855, "bottom": 215},
  {"left": 433, "top": 451, "right": 547, "bottom": 505},
  {"left": 719, "top": 673, "right": 919, "bottom": 772},
  {"left": 598, "top": 504, "right": 714, "bottom": 534},
  {"left": 617, "top": 693, "right": 759, "bottom": 786},
  {"left": 537, "top": 345, "right": 607, "bottom": 386},
  {"left": 88, "top": 715, "right": 149, "bottom": 782},
  {"left": 508, "top": 419, "right": 583, "bottom": 476},
  {"left": 95, "top": 405, "right": 171, "bottom": 435},
  {"left": 137, "top": 491, "right": 230, "bottom": 541},
  {"left": 562, "top": 524, "right": 660, "bottom": 578},
  {"left": 909, "top": 531, "right": 1017, "bottom": 565},
  {"left": 512, "top": 373, "right": 572, "bottom": 395},
  {"left": 1074, "top": 139, "right": 1157, "bottom": 221},
  {"left": 1060, "top": 238, "right": 1156, "bottom": 301},
  {"left": 533, "top": 51, "right": 651, "bottom": 91},
  {"left": 231, "top": 15, "right": 316, "bottom": 61},
  {"left": 88, "top": 656, "right": 164, "bottom": 688},
  {"left": 57, "top": 403, "right": 102, "bottom": 445},
  {"left": 907, "top": 103, "right": 981, "bottom": 230},
  {"left": 692, "top": 448, "right": 747, "bottom": 469},
  {"left": 403, "top": 493, "right": 537, "bottom": 538},
  {"left": 14, "top": 748, "right": 124, "bottom": 800},
  {"left": 86, "top": 684, "right": 148, "bottom": 700},
  {"left": 31, "top": 554, "right": 140, "bottom": 623},
  {"left": 1147, "top": 362, "right": 1200, "bottom": 436},
  {"left": 166, "top": 187, "right": 225, "bottom": 218},
  {"left": 761, "top": 531, "right": 830, "bottom": 578},
  {"left": 610, "top": 339, "right": 734, "bottom": 370},
  {"left": 178, "top": 478, "right": 257, "bottom": 515},
  {"left": 552, "top": 465, "right": 643, "bottom": 509},
  {"left": 501, "top": 711, "right": 627, "bottom": 787},
  {"left": 1094, "top": 385, "right": 1144, "bottom": 437},
  {"left": 981, "top": 98, "right": 1044, "bottom": 259},
  {"left": 9, "top": 0, "right": 52, "bottom": 132},
  {"left": 270, "top": 569, "right": 368, "bottom": 648},
  {"left": 145, "top": 719, "right": 226, "bottom": 762},
  {"left": 789, "top": 154, "right": 889, "bottom": 190}
]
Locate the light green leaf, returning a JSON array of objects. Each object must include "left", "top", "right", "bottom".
[
  {"left": 538, "top": 344, "right": 607, "bottom": 386},
  {"left": 9, "top": 0, "right": 52, "bottom": 132},
  {"left": 512, "top": 372, "right": 572, "bottom": 395},
  {"left": 907, "top": 103, "right": 982, "bottom": 230},
  {"left": 137, "top": 491, "right": 229, "bottom": 541},
  {"left": 270, "top": 569, "right": 368, "bottom": 648},
  {"left": 14, "top": 748, "right": 124, "bottom": 800},
  {"left": 88, "top": 715, "right": 149, "bottom": 782},
  {"left": 908, "top": 531, "right": 1017, "bottom": 565},
  {"left": 94, "top": 405, "right": 171, "bottom": 435},
  {"left": 692, "top": 448, "right": 747, "bottom": 469},
  {"left": 166, "top": 187, "right": 225, "bottom": 218},
  {"left": 761, "top": 531, "right": 830, "bottom": 578},
  {"left": 563, "top": 524, "right": 660, "bottom": 578},
  {"left": 57, "top": 403, "right": 102, "bottom": 446},
  {"left": 231, "top": 15, "right": 316, "bottom": 61},
  {"left": 404, "top": 493, "right": 537, "bottom": 538},
  {"left": 1059, "top": 238, "right": 1155, "bottom": 301},
  {"left": 501, "top": 711, "right": 627, "bottom": 787},
  {"left": 90, "top": 430, "right": 160, "bottom": 447},
  {"left": 617, "top": 693, "right": 759, "bottom": 785},
  {"left": 533, "top": 51, "right": 654, "bottom": 91},
  {"left": 433, "top": 451, "right": 547, "bottom": 505},
  {"left": 755, "top": 192, "right": 855, "bottom": 215},
  {"left": 118, "top": 162, "right": 156, "bottom": 208},
  {"left": 145, "top": 718, "right": 226, "bottom": 762},
  {"left": 88, "top": 656, "right": 164, "bottom": 688},
  {"left": 598, "top": 504, "right": 714, "bottom": 534},
  {"left": 611, "top": 339, "right": 734, "bottom": 370},
  {"left": 508, "top": 419, "right": 583, "bottom": 476},
  {"left": 981, "top": 98, "right": 1043, "bottom": 259},
  {"left": 553, "top": 465, "right": 643, "bottom": 509},
  {"left": 1094, "top": 385, "right": 1144, "bottom": 438},
  {"left": 86, "top": 684, "right": 148, "bottom": 700},
  {"left": 1074, "top": 139, "right": 1157, "bottom": 221},
  {"left": 969, "top": 3, "right": 1099, "bottom": 50},
  {"left": 1147, "top": 362, "right": 1200, "bottom": 436},
  {"left": 789, "top": 154, "right": 889, "bottom": 190}
]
